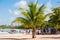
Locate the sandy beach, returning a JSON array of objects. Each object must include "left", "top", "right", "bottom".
[{"left": 0, "top": 33, "right": 60, "bottom": 40}]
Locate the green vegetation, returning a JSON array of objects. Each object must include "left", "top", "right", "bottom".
[
  {"left": 0, "top": 0, "right": 60, "bottom": 39},
  {"left": 49, "top": 7, "right": 60, "bottom": 29},
  {"left": 12, "top": 0, "right": 49, "bottom": 38},
  {"left": 0, "top": 25, "right": 27, "bottom": 29},
  {"left": 11, "top": 0, "right": 60, "bottom": 38},
  {"left": 12, "top": 0, "right": 45, "bottom": 38}
]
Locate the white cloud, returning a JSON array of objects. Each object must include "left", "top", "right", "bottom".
[
  {"left": 45, "top": 0, "right": 52, "bottom": 14},
  {"left": 14, "top": 0, "right": 27, "bottom": 9},
  {"left": 14, "top": 11, "right": 21, "bottom": 15},
  {"left": 8, "top": 0, "right": 28, "bottom": 16},
  {"left": 8, "top": 9, "right": 12, "bottom": 14},
  {"left": 8, "top": 9, "right": 21, "bottom": 15}
]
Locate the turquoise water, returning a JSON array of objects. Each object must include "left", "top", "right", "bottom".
[{"left": 0, "top": 29, "right": 26, "bottom": 34}]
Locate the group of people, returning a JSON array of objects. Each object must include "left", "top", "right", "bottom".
[
  {"left": 1, "top": 28, "right": 60, "bottom": 34},
  {"left": 36, "top": 27, "right": 57, "bottom": 35},
  {"left": 24, "top": 27, "right": 57, "bottom": 35}
]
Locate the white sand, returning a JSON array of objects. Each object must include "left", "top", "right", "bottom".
[{"left": 0, "top": 33, "right": 60, "bottom": 40}]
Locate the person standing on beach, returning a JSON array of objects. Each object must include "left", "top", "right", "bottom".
[{"left": 26, "top": 29, "right": 30, "bottom": 34}]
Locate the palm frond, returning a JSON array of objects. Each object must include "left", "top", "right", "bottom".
[
  {"left": 36, "top": 4, "right": 46, "bottom": 16},
  {"left": 19, "top": 8, "right": 31, "bottom": 20},
  {"left": 12, "top": 17, "right": 31, "bottom": 24}
]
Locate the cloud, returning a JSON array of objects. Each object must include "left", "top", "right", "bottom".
[
  {"left": 45, "top": 0, "right": 52, "bottom": 14},
  {"left": 14, "top": 0, "right": 27, "bottom": 9},
  {"left": 8, "top": 0, "right": 28, "bottom": 16},
  {"left": 44, "top": 0, "right": 52, "bottom": 21},
  {"left": 14, "top": 10, "right": 21, "bottom": 15},
  {"left": 8, "top": 9, "right": 21, "bottom": 15},
  {"left": 8, "top": 9, "right": 12, "bottom": 14}
]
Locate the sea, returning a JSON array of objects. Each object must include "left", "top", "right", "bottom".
[{"left": 0, "top": 29, "right": 32, "bottom": 34}]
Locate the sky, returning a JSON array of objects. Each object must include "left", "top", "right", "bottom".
[{"left": 0, "top": 0, "right": 60, "bottom": 25}]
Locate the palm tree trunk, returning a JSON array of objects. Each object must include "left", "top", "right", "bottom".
[{"left": 32, "top": 27, "right": 36, "bottom": 38}]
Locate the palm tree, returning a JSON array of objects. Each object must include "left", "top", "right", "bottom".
[
  {"left": 49, "top": 7, "right": 60, "bottom": 33},
  {"left": 12, "top": 0, "right": 46, "bottom": 38}
]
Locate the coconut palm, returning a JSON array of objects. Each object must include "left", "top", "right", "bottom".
[
  {"left": 12, "top": 0, "right": 47, "bottom": 38},
  {"left": 49, "top": 7, "right": 60, "bottom": 33},
  {"left": 49, "top": 7, "right": 60, "bottom": 28}
]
